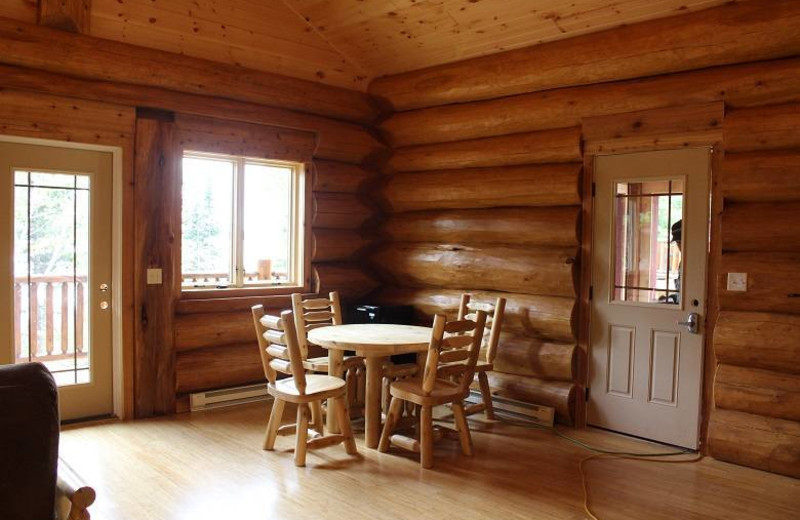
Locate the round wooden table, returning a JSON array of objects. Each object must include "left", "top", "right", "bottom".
[{"left": 307, "top": 324, "right": 432, "bottom": 448}]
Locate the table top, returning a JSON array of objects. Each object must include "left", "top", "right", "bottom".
[{"left": 307, "top": 323, "right": 432, "bottom": 356}]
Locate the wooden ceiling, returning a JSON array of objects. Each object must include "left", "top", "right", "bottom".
[{"left": 1, "top": 0, "right": 738, "bottom": 90}]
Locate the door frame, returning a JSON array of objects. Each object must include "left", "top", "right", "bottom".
[
  {"left": 0, "top": 135, "right": 125, "bottom": 420},
  {"left": 578, "top": 144, "right": 723, "bottom": 451}
]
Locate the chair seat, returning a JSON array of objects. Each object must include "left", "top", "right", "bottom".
[
  {"left": 303, "top": 355, "right": 364, "bottom": 373},
  {"left": 389, "top": 377, "right": 469, "bottom": 406},
  {"left": 269, "top": 375, "right": 346, "bottom": 403}
]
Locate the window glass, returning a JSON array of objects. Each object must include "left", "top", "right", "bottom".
[{"left": 612, "top": 179, "right": 683, "bottom": 305}]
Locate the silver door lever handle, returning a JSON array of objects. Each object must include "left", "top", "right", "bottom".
[{"left": 678, "top": 312, "right": 700, "bottom": 334}]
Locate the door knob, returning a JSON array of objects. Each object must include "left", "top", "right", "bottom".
[{"left": 678, "top": 312, "right": 700, "bottom": 334}]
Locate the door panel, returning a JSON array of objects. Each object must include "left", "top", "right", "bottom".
[
  {"left": 1, "top": 142, "right": 113, "bottom": 421},
  {"left": 588, "top": 148, "right": 709, "bottom": 449}
]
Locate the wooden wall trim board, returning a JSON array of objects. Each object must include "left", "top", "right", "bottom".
[
  {"left": 38, "top": 0, "right": 91, "bottom": 33},
  {"left": 0, "top": 16, "right": 378, "bottom": 124},
  {"left": 379, "top": 57, "right": 800, "bottom": 147},
  {"left": 369, "top": 0, "right": 800, "bottom": 111}
]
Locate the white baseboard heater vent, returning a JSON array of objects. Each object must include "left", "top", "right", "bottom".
[
  {"left": 466, "top": 390, "right": 555, "bottom": 427},
  {"left": 190, "top": 383, "right": 270, "bottom": 412}
]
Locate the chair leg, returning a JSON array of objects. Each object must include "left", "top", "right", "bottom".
[
  {"left": 452, "top": 401, "right": 473, "bottom": 456},
  {"left": 357, "top": 366, "right": 367, "bottom": 408},
  {"left": 295, "top": 404, "right": 310, "bottom": 467},
  {"left": 477, "top": 371, "right": 495, "bottom": 420},
  {"left": 378, "top": 397, "right": 403, "bottom": 453},
  {"left": 334, "top": 397, "right": 358, "bottom": 455},
  {"left": 263, "top": 398, "right": 285, "bottom": 451},
  {"left": 420, "top": 405, "right": 434, "bottom": 469},
  {"left": 311, "top": 401, "right": 324, "bottom": 435}
]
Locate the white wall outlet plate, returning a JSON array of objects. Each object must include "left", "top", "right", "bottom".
[
  {"left": 726, "top": 272, "right": 747, "bottom": 292},
  {"left": 147, "top": 268, "right": 163, "bottom": 285}
]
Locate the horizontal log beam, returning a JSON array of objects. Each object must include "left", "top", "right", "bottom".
[
  {"left": 493, "top": 336, "right": 577, "bottom": 382},
  {"left": 715, "top": 311, "right": 800, "bottom": 374},
  {"left": 486, "top": 372, "right": 575, "bottom": 424},
  {"left": 372, "top": 287, "right": 577, "bottom": 343},
  {"left": 724, "top": 103, "right": 800, "bottom": 153},
  {"left": 384, "top": 206, "right": 580, "bottom": 248},
  {"left": 175, "top": 312, "right": 254, "bottom": 352},
  {"left": 722, "top": 202, "right": 800, "bottom": 252},
  {"left": 0, "top": 65, "right": 384, "bottom": 164},
  {"left": 715, "top": 364, "right": 800, "bottom": 422},
  {"left": 0, "top": 17, "right": 378, "bottom": 124},
  {"left": 38, "top": 0, "right": 90, "bottom": 33},
  {"left": 723, "top": 151, "right": 800, "bottom": 202},
  {"left": 313, "top": 193, "right": 374, "bottom": 230},
  {"left": 718, "top": 253, "right": 800, "bottom": 315},
  {"left": 707, "top": 409, "right": 800, "bottom": 478},
  {"left": 389, "top": 127, "right": 582, "bottom": 172},
  {"left": 313, "top": 161, "right": 376, "bottom": 193},
  {"left": 380, "top": 58, "right": 800, "bottom": 147},
  {"left": 312, "top": 230, "right": 372, "bottom": 262},
  {"left": 369, "top": 0, "right": 800, "bottom": 111},
  {"left": 383, "top": 163, "right": 581, "bottom": 213},
  {"left": 371, "top": 244, "right": 578, "bottom": 298},
  {"left": 176, "top": 343, "right": 264, "bottom": 394},
  {"left": 313, "top": 263, "right": 380, "bottom": 301}
]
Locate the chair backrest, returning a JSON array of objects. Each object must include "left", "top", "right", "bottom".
[
  {"left": 291, "top": 291, "right": 343, "bottom": 358},
  {"left": 422, "top": 312, "right": 487, "bottom": 396},
  {"left": 251, "top": 305, "right": 306, "bottom": 393},
  {"left": 457, "top": 294, "right": 506, "bottom": 363}
]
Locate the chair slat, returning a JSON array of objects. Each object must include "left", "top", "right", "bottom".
[
  {"left": 444, "top": 320, "right": 476, "bottom": 334},
  {"left": 260, "top": 314, "right": 284, "bottom": 331},
  {"left": 264, "top": 329, "right": 286, "bottom": 345},
  {"left": 266, "top": 345, "right": 290, "bottom": 360},
  {"left": 439, "top": 348, "right": 470, "bottom": 363},
  {"left": 303, "top": 310, "right": 335, "bottom": 322},
  {"left": 305, "top": 322, "right": 330, "bottom": 332},
  {"left": 302, "top": 298, "right": 333, "bottom": 310},
  {"left": 442, "top": 334, "right": 475, "bottom": 349},
  {"left": 269, "top": 358, "right": 292, "bottom": 375},
  {"left": 467, "top": 302, "right": 495, "bottom": 313}
]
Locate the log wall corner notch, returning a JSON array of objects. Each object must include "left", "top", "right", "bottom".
[{"left": 38, "top": 0, "right": 92, "bottom": 34}]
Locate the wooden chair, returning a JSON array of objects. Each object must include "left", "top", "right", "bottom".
[
  {"left": 291, "top": 292, "right": 365, "bottom": 414},
  {"left": 252, "top": 308, "right": 357, "bottom": 467},
  {"left": 378, "top": 311, "right": 487, "bottom": 469},
  {"left": 439, "top": 293, "right": 506, "bottom": 419}
]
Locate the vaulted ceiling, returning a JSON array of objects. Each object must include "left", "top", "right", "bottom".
[{"left": 2, "top": 0, "right": 738, "bottom": 90}]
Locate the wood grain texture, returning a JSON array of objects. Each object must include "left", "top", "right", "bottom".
[
  {"left": 133, "top": 116, "right": 179, "bottom": 417},
  {"left": 380, "top": 57, "right": 800, "bottom": 147},
  {"left": 714, "top": 311, "right": 800, "bottom": 374},
  {"left": 0, "top": 64, "right": 385, "bottom": 164},
  {"left": 38, "top": 0, "right": 90, "bottom": 33},
  {"left": 313, "top": 161, "right": 375, "bottom": 193},
  {"left": 722, "top": 202, "right": 800, "bottom": 252},
  {"left": 389, "top": 127, "right": 582, "bottom": 172},
  {"left": 0, "top": 16, "right": 377, "bottom": 123},
  {"left": 384, "top": 206, "right": 580, "bottom": 248},
  {"left": 715, "top": 364, "right": 800, "bottom": 422},
  {"left": 723, "top": 151, "right": 800, "bottom": 202},
  {"left": 312, "top": 229, "right": 371, "bottom": 262},
  {"left": 373, "top": 287, "right": 577, "bottom": 344},
  {"left": 369, "top": 0, "right": 800, "bottom": 111},
  {"left": 724, "top": 103, "right": 800, "bottom": 153},
  {"left": 383, "top": 163, "right": 581, "bottom": 213},
  {"left": 707, "top": 409, "right": 800, "bottom": 478},
  {"left": 312, "top": 193, "right": 373, "bottom": 230},
  {"left": 718, "top": 253, "right": 800, "bottom": 315},
  {"left": 175, "top": 114, "right": 316, "bottom": 163},
  {"left": 175, "top": 342, "right": 263, "bottom": 394},
  {"left": 313, "top": 263, "right": 380, "bottom": 301},
  {"left": 371, "top": 243, "right": 578, "bottom": 298},
  {"left": 174, "top": 312, "right": 254, "bottom": 352},
  {"left": 486, "top": 371, "right": 575, "bottom": 423},
  {"left": 492, "top": 336, "right": 577, "bottom": 383}
]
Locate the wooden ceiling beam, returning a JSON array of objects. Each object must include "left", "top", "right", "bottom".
[{"left": 38, "top": 0, "right": 91, "bottom": 33}]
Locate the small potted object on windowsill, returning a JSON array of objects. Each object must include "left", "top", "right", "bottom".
[{"left": 257, "top": 259, "right": 272, "bottom": 281}]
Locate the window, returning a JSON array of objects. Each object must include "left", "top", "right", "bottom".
[{"left": 181, "top": 152, "right": 305, "bottom": 291}]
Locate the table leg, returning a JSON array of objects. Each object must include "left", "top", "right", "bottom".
[
  {"left": 364, "top": 356, "right": 386, "bottom": 449},
  {"left": 327, "top": 349, "right": 344, "bottom": 433}
]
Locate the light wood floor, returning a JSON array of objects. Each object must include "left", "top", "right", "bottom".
[{"left": 60, "top": 401, "right": 799, "bottom": 520}]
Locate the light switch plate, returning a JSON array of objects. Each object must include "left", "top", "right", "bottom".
[
  {"left": 147, "top": 268, "right": 163, "bottom": 285},
  {"left": 727, "top": 272, "right": 747, "bottom": 292}
]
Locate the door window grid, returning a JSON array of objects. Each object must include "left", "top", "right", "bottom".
[{"left": 14, "top": 171, "right": 90, "bottom": 386}]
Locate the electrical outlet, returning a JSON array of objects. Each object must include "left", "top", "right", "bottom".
[
  {"left": 147, "top": 268, "right": 163, "bottom": 285},
  {"left": 726, "top": 272, "right": 747, "bottom": 292}
]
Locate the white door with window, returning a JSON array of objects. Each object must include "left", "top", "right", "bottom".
[
  {"left": 588, "top": 148, "right": 710, "bottom": 449},
  {"left": 0, "top": 142, "right": 114, "bottom": 421}
]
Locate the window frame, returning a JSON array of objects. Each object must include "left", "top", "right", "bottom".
[{"left": 179, "top": 150, "right": 312, "bottom": 299}]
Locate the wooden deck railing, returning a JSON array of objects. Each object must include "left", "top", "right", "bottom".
[{"left": 13, "top": 275, "right": 87, "bottom": 364}]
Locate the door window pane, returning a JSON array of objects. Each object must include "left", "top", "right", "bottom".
[
  {"left": 14, "top": 171, "right": 91, "bottom": 386},
  {"left": 613, "top": 179, "right": 684, "bottom": 305},
  {"left": 181, "top": 156, "right": 235, "bottom": 287}
]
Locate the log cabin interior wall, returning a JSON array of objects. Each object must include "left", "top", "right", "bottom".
[{"left": 0, "top": 0, "right": 798, "bottom": 478}]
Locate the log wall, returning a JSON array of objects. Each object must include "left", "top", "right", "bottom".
[{"left": 367, "top": 0, "right": 800, "bottom": 472}]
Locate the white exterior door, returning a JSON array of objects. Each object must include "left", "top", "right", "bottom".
[
  {"left": 588, "top": 148, "right": 710, "bottom": 449},
  {"left": 0, "top": 142, "right": 114, "bottom": 421}
]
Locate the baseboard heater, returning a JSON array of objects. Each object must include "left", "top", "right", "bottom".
[
  {"left": 466, "top": 390, "right": 555, "bottom": 427},
  {"left": 190, "top": 383, "right": 271, "bottom": 412}
]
